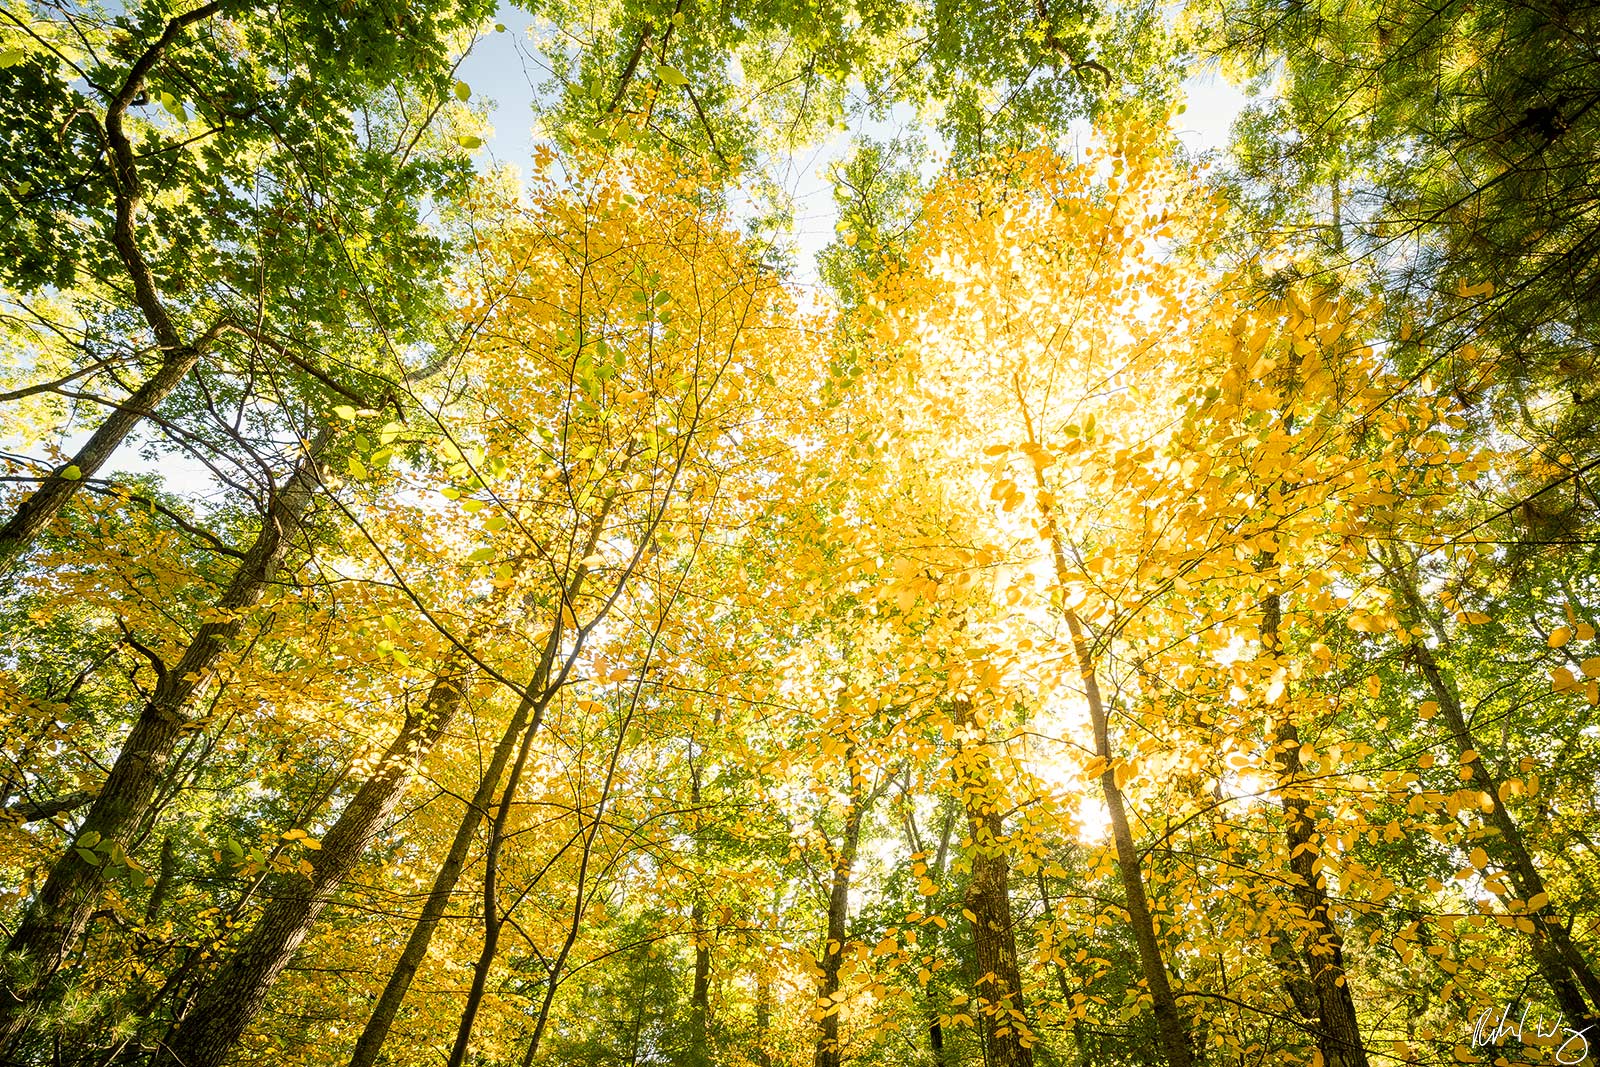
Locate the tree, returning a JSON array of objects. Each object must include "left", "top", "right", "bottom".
[{"left": 0, "top": 0, "right": 492, "bottom": 573}]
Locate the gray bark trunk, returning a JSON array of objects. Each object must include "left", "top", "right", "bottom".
[
  {"left": 952, "top": 699, "right": 1032, "bottom": 1067},
  {"left": 1262, "top": 588, "right": 1371, "bottom": 1067},
  {"left": 1028, "top": 444, "right": 1194, "bottom": 1067},
  {"left": 1387, "top": 552, "right": 1600, "bottom": 1027},
  {"left": 155, "top": 659, "right": 471, "bottom": 1067},
  {"left": 0, "top": 436, "right": 325, "bottom": 1050},
  {"left": 345, "top": 682, "right": 541, "bottom": 1067},
  {"left": 814, "top": 754, "right": 866, "bottom": 1067}
]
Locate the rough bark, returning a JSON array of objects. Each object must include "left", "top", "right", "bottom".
[
  {"left": 0, "top": 435, "right": 325, "bottom": 1050},
  {"left": 1262, "top": 587, "right": 1371, "bottom": 1067},
  {"left": 688, "top": 766, "right": 711, "bottom": 1067},
  {"left": 0, "top": 2, "right": 227, "bottom": 575},
  {"left": 815, "top": 751, "right": 866, "bottom": 1067},
  {"left": 345, "top": 679, "right": 543, "bottom": 1067},
  {"left": 754, "top": 964, "right": 773, "bottom": 1067},
  {"left": 155, "top": 658, "right": 471, "bottom": 1067},
  {"left": 952, "top": 699, "right": 1033, "bottom": 1067}
]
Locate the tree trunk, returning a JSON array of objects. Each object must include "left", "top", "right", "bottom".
[
  {"left": 155, "top": 658, "right": 472, "bottom": 1067},
  {"left": 1262, "top": 587, "right": 1370, "bottom": 1067},
  {"left": 0, "top": 351, "right": 200, "bottom": 575},
  {"left": 446, "top": 678, "right": 549, "bottom": 1067},
  {"left": 1386, "top": 552, "right": 1600, "bottom": 1028},
  {"left": 754, "top": 964, "right": 773, "bottom": 1067},
  {"left": 815, "top": 751, "right": 866, "bottom": 1067},
  {"left": 688, "top": 765, "right": 711, "bottom": 1067},
  {"left": 450, "top": 510, "right": 622, "bottom": 1067},
  {"left": 0, "top": 3, "right": 225, "bottom": 575},
  {"left": 350, "top": 498, "right": 611, "bottom": 1067},
  {"left": 1028, "top": 479, "right": 1193, "bottom": 1066},
  {"left": 0, "top": 435, "right": 325, "bottom": 1050},
  {"left": 951, "top": 699, "right": 1033, "bottom": 1067},
  {"left": 909, "top": 801, "right": 955, "bottom": 1067},
  {"left": 345, "top": 682, "right": 541, "bottom": 1067},
  {"left": 690, "top": 896, "right": 712, "bottom": 1066}
]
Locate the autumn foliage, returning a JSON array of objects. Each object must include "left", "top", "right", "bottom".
[{"left": 3, "top": 8, "right": 1599, "bottom": 1066}]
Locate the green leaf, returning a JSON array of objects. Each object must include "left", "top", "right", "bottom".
[
  {"left": 455, "top": 80, "right": 471, "bottom": 101},
  {"left": 0, "top": 48, "right": 23, "bottom": 68},
  {"left": 468, "top": 546, "right": 495, "bottom": 562},
  {"left": 77, "top": 830, "right": 101, "bottom": 848},
  {"left": 59, "top": 464, "right": 81, "bottom": 481},
  {"left": 74, "top": 847, "right": 101, "bottom": 866},
  {"left": 457, "top": 134, "right": 483, "bottom": 149},
  {"left": 655, "top": 64, "right": 688, "bottom": 87}
]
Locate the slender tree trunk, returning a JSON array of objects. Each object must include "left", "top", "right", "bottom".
[
  {"left": 690, "top": 898, "right": 712, "bottom": 1065},
  {"left": 1262, "top": 587, "right": 1370, "bottom": 1067},
  {"left": 154, "top": 656, "right": 472, "bottom": 1067},
  {"left": 754, "top": 964, "right": 773, "bottom": 1067},
  {"left": 0, "top": 350, "right": 200, "bottom": 574},
  {"left": 345, "top": 681, "right": 541, "bottom": 1067},
  {"left": 1387, "top": 551, "right": 1600, "bottom": 1028},
  {"left": 351, "top": 496, "right": 613, "bottom": 1067},
  {"left": 952, "top": 699, "right": 1033, "bottom": 1067},
  {"left": 451, "top": 522, "right": 625, "bottom": 1067},
  {"left": 688, "top": 765, "right": 712, "bottom": 1067},
  {"left": 1024, "top": 452, "right": 1193, "bottom": 1067},
  {"left": 446, "top": 683, "right": 547, "bottom": 1067},
  {"left": 908, "top": 800, "right": 955, "bottom": 1067},
  {"left": 815, "top": 751, "right": 867, "bottom": 1067},
  {"left": 0, "top": 3, "right": 226, "bottom": 575},
  {"left": 0, "top": 435, "right": 325, "bottom": 1050}
]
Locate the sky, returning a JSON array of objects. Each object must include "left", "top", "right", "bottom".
[
  {"left": 453, "top": 4, "right": 1253, "bottom": 289},
  {"left": 17, "top": 10, "right": 1253, "bottom": 499}
]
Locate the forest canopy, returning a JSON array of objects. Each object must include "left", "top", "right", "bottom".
[{"left": 1, "top": 1, "right": 1598, "bottom": 1066}]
